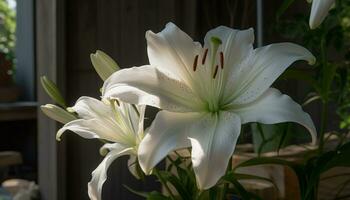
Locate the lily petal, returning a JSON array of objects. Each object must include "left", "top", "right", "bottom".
[
  {"left": 138, "top": 111, "right": 204, "bottom": 174},
  {"left": 146, "top": 22, "right": 202, "bottom": 84},
  {"left": 204, "top": 26, "right": 254, "bottom": 80},
  {"left": 136, "top": 105, "right": 146, "bottom": 140},
  {"left": 88, "top": 144, "right": 133, "bottom": 200},
  {"left": 102, "top": 65, "right": 203, "bottom": 112},
  {"left": 234, "top": 88, "right": 317, "bottom": 144},
  {"left": 189, "top": 112, "right": 241, "bottom": 189},
  {"left": 71, "top": 96, "right": 113, "bottom": 120},
  {"left": 309, "top": 0, "right": 335, "bottom": 29},
  {"left": 56, "top": 119, "right": 125, "bottom": 142},
  {"left": 227, "top": 43, "right": 315, "bottom": 105},
  {"left": 127, "top": 155, "right": 140, "bottom": 179}
]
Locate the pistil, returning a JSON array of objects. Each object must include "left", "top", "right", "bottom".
[{"left": 210, "top": 36, "right": 222, "bottom": 78}]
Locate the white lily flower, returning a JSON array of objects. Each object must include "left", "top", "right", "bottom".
[
  {"left": 102, "top": 22, "right": 317, "bottom": 189},
  {"left": 309, "top": 0, "right": 335, "bottom": 29},
  {"left": 57, "top": 96, "right": 145, "bottom": 200}
]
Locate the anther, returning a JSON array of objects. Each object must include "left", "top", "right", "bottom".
[
  {"left": 213, "top": 65, "right": 219, "bottom": 79},
  {"left": 202, "top": 49, "right": 208, "bottom": 65},
  {"left": 193, "top": 55, "right": 199, "bottom": 71},
  {"left": 220, "top": 52, "right": 224, "bottom": 69},
  {"left": 115, "top": 99, "right": 120, "bottom": 106}
]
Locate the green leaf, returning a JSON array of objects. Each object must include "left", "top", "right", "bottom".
[
  {"left": 276, "top": 0, "right": 296, "bottom": 21},
  {"left": 251, "top": 123, "right": 291, "bottom": 155},
  {"left": 223, "top": 172, "right": 278, "bottom": 191},
  {"left": 147, "top": 191, "right": 172, "bottom": 200},
  {"left": 123, "top": 184, "right": 148, "bottom": 198},
  {"left": 230, "top": 178, "right": 261, "bottom": 200},
  {"left": 323, "top": 142, "right": 350, "bottom": 170},
  {"left": 124, "top": 185, "right": 172, "bottom": 200},
  {"left": 159, "top": 171, "right": 192, "bottom": 200},
  {"left": 208, "top": 187, "right": 219, "bottom": 200}
]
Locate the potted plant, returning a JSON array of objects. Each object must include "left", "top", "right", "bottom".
[{"left": 0, "top": 0, "right": 19, "bottom": 102}]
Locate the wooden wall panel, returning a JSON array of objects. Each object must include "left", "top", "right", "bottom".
[{"left": 64, "top": 0, "right": 197, "bottom": 199}]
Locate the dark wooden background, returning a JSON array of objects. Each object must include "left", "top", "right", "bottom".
[{"left": 64, "top": 1, "right": 199, "bottom": 199}]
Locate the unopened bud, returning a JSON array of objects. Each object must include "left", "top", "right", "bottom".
[
  {"left": 41, "top": 104, "right": 77, "bottom": 124},
  {"left": 90, "top": 50, "right": 119, "bottom": 81},
  {"left": 40, "top": 76, "right": 67, "bottom": 107}
]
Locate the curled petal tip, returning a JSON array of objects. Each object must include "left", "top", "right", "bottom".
[
  {"left": 56, "top": 133, "right": 62, "bottom": 141},
  {"left": 138, "top": 159, "right": 152, "bottom": 175},
  {"left": 145, "top": 30, "right": 156, "bottom": 39},
  {"left": 309, "top": 55, "right": 316, "bottom": 65},
  {"left": 309, "top": 22, "right": 317, "bottom": 30},
  {"left": 99, "top": 147, "right": 108, "bottom": 156}
]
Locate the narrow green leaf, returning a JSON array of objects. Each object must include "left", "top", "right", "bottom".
[
  {"left": 123, "top": 184, "right": 148, "bottom": 198},
  {"left": 147, "top": 191, "right": 172, "bottom": 200},
  {"left": 223, "top": 172, "right": 278, "bottom": 191},
  {"left": 276, "top": 0, "right": 296, "bottom": 21},
  {"left": 231, "top": 178, "right": 260, "bottom": 200},
  {"left": 159, "top": 171, "right": 192, "bottom": 199}
]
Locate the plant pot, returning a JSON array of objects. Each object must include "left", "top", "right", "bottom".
[
  {"left": 0, "top": 52, "right": 13, "bottom": 87},
  {"left": 0, "top": 52, "right": 20, "bottom": 102},
  {"left": 232, "top": 134, "right": 350, "bottom": 200}
]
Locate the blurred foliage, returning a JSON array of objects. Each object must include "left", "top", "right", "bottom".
[
  {"left": 126, "top": 152, "right": 271, "bottom": 200},
  {"left": 0, "top": 0, "right": 15, "bottom": 61},
  {"left": 275, "top": 0, "right": 350, "bottom": 132},
  {"left": 235, "top": 141, "right": 350, "bottom": 200},
  {"left": 265, "top": 0, "right": 350, "bottom": 199}
]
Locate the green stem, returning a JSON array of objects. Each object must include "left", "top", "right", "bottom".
[
  {"left": 153, "top": 168, "right": 176, "bottom": 200},
  {"left": 220, "top": 157, "right": 232, "bottom": 200},
  {"left": 318, "top": 101, "right": 328, "bottom": 153},
  {"left": 318, "top": 34, "right": 329, "bottom": 154}
]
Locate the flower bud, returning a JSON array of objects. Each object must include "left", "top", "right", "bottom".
[
  {"left": 41, "top": 104, "right": 77, "bottom": 124},
  {"left": 40, "top": 76, "right": 67, "bottom": 107},
  {"left": 90, "top": 50, "right": 119, "bottom": 81},
  {"left": 309, "top": 0, "right": 335, "bottom": 29}
]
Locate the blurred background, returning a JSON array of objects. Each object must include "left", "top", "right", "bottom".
[{"left": 0, "top": 0, "right": 349, "bottom": 199}]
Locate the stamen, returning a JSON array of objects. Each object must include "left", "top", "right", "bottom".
[
  {"left": 202, "top": 49, "right": 208, "bottom": 65},
  {"left": 220, "top": 52, "right": 224, "bottom": 69},
  {"left": 115, "top": 99, "right": 120, "bottom": 106},
  {"left": 193, "top": 55, "right": 199, "bottom": 71},
  {"left": 213, "top": 65, "right": 219, "bottom": 79}
]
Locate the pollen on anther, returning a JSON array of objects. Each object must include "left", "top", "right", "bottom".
[
  {"left": 213, "top": 65, "right": 219, "bottom": 79},
  {"left": 220, "top": 52, "right": 224, "bottom": 69},
  {"left": 202, "top": 48, "right": 208, "bottom": 65},
  {"left": 115, "top": 99, "right": 120, "bottom": 106},
  {"left": 193, "top": 55, "right": 199, "bottom": 71}
]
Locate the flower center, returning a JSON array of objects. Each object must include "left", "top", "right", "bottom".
[{"left": 192, "top": 36, "right": 226, "bottom": 113}]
